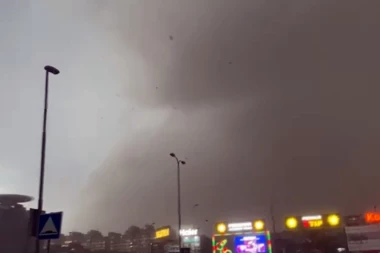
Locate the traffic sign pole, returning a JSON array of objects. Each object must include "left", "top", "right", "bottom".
[{"left": 46, "top": 240, "right": 51, "bottom": 253}]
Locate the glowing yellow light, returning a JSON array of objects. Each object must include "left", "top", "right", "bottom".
[
  {"left": 327, "top": 214, "right": 340, "bottom": 226},
  {"left": 216, "top": 223, "right": 227, "bottom": 233},
  {"left": 253, "top": 220, "right": 265, "bottom": 231},
  {"left": 285, "top": 217, "right": 298, "bottom": 229},
  {"left": 308, "top": 220, "right": 323, "bottom": 228},
  {"left": 155, "top": 228, "right": 170, "bottom": 239}
]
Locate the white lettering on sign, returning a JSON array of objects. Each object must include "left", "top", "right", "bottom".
[
  {"left": 301, "top": 215, "right": 322, "bottom": 221},
  {"left": 180, "top": 229, "right": 198, "bottom": 236},
  {"left": 228, "top": 222, "right": 252, "bottom": 231}
]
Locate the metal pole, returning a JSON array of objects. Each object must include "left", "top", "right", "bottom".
[
  {"left": 36, "top": 70, "right": 49, "bottom": 253},
  {"left": 177, "top": 160, "right": 182, "bottom": 251},
  {"left": 46, "top": 240, "right": 51, "bottom": 253}
]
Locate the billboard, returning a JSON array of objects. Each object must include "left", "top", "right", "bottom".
[
  {"left": 215, "top": 221, "right": 266, "bottom": 234},
  {"left": 213, "top": 231, "right": 272, "bottom": 253},
  {"left": 156, "top": 227, "right": 171, "bottom": 239}
]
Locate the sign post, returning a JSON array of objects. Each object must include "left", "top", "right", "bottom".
[{"left": 46, "top": 239, "right": 51, "bottom": 253}]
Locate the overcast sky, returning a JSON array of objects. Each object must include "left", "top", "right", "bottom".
[{"left": 1, "top": 0, "right": 380, "bottom": 234}]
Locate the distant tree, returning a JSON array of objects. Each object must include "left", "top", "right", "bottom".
[
  {"left": 86, "top": 230, "right": 103, "bottom": 241},
  {"left": 124, "top": 225, "right": 141, "bottom": 239},
  {"left": 142, "top": 224, "right": 155, "bottom": 238}
]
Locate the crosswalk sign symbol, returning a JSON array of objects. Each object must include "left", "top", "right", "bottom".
[{"left": 38, "top": 212, "right": 63, "bottom": 240}]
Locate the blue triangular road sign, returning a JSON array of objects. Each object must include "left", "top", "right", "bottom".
[{"left": 38, "top": 212, "right": 63, "bottom": 240}]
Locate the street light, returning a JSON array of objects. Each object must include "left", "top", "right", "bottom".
[
  {"left": 36, "top": 65, "right": 60, "bottom": 253},
  {"left": 170, "top": 153, "right": 186, "bottom": 250}
]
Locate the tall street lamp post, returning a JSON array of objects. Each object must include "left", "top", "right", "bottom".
[
  {"left": 35, "top": 65, "right": 60, "bottom": 253},
  {"left": 170, "top": 153, "right": 186, "bottom": 251}
]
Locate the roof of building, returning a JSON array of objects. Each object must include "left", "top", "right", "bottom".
[{"left": 0, "top": 194, "right": 33, "bottom": 206}]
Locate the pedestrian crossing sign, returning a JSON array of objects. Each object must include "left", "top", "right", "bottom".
[{"left": 38, "top": 212, "right": 63, "bottom": 240}]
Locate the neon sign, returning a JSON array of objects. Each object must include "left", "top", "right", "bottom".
[
  {"left": 301, "top": 215, "right": 323, "bottom": 228},
  {"left": 212, "top": 231, "right": 272, "bottom": 253},
  {"left": 236, "top": 235, "right": 267, "bottom": 253},
  {"left": 214, "top": 239, "right": 232, "bottom": 253},
  {"left": 227, "top": 222, "right": 252, "bottom": 231},
  {"left": 155, "top": 228, "right": 170, "bottom": 239},
  {"left": 365, "top": 212, "right": 380, "bottom": 223},
  {"left": 180, "top": 228, "right": 198, "bottom": 236}
]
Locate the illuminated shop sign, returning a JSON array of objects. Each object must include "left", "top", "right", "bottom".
[
  {"left": 180, "top": 228, "right": 198, "bottom": 236},
  {"left": 215, "top": 220, "right": 266, "bottom": 234},
  {"left": 365, "top": 212, "right": 380, "bottom": 223},
  {"left": 183, "top": 235, "right": 200, "bottom": 244},
  {"left": 212, "top": 231, "right": 272, "bottom": 253},
  {"left": 155, "top": 228, "right": 170, "bottom": 239},
  {"left": 302, "top": 215, "right": 324, "bottom": 228},
  {"left": 228, "top": 222, "right": 252, "bottom": 231},
  {"left": 285, "top": 214, "right": 340, "bottom": 230}
]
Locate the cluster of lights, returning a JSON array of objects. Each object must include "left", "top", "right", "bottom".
[
  {"left": 285, "top": 214, "right": 341, "bottom": 229},
  {"left": 215, "top": 220, "right": 266, "bottom": 234}
]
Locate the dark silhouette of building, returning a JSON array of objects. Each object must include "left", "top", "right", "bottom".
[{"left": 0, "top": 194, "right": 34, "bottom": 253}]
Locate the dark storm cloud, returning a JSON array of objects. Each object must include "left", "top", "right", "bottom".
[{"left": 75, "top": 0, "right": 380, "bottom": 233}]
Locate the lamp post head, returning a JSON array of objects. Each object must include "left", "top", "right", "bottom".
[
  {"left": 180, "top": 161, "right": 186, "bottom": 165},
  {"left": 170, "top": 153, "right": 176, "bottom": 158},
  {"left": 44, "top": 65, "right": 60, "bottom": 75}
]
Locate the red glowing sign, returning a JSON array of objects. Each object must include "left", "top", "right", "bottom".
[
  {"left": 302, "top": 220, "right": 323, "bottom": 228},
  {"left": 301, "top": 215, "right": 323, "bottom": 228},
  {"left": 365, "top": 212, "right": 380, "bottom": 223}
]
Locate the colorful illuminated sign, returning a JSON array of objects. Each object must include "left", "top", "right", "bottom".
[
  {"left": 285, "top": 214, "right": 341, "bottom": 230},
  {"left": 180, "top": 228, "right": 198, "bottom": 236},
  {"left": 216, "top": 221, "right": 266, "bottom": 234},
  {"left": 235, "top": 235, "right": 267, "bottom": 253},
  {"left": 212, "top": 231, "right": 272, "bottom": 253},
  {"left": 365, "top": 212, "right": 380, "bottom": 223},
  {"left": 155, "top": 228, "right": 170, "bottom": 239},
  {"left": 301, "top": 215, "right": 323, "bottom": 228}
]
